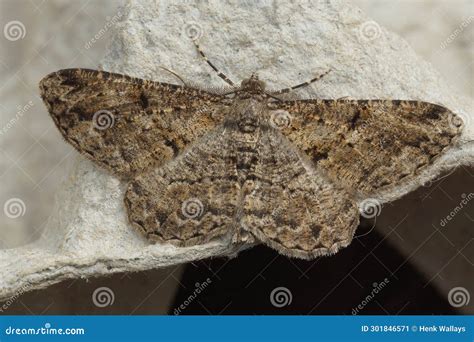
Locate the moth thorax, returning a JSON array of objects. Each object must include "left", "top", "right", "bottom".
[{"left": 237, "top": 106, "right": 261, "bottom": 133}]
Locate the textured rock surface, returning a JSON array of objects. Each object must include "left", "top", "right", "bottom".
[{"left": 0, "top": 0, "right": 473, "bottom": 301}]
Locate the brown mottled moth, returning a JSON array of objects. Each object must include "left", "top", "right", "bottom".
[{"left": 39, "top": 42, "right": 462, "bottom": 259}]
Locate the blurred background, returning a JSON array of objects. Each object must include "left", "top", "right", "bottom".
[{"left": 0, "top": 0, "right": 472, "bottom": 315}]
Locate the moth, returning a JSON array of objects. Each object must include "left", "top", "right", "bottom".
[{"left": 39, "top": 44, "right": 462, "bottom": 260}]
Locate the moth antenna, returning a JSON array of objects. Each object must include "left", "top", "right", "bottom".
[
  {"left": 265, "top": 92, "right": 283, "bottom": 101},
  {"left": 192, "top": 40, "right": 236, "bottom": 87},
  {"left": 271, "top": 69, "right": 331, "bottom": 95}
]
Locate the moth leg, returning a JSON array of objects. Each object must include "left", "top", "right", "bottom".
[
  {"left": 271, "top": 69, "right": 331, "bottom": 95},
  {"left": 193, "top": 40, "right": 236, "bottom": 87},
  {"left": 158, "top": 66, "right": 188, "bottom": 86}
]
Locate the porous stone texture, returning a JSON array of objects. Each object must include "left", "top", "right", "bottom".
[{"left": 0, "top": 0, "right": 472, "bottom": 301}]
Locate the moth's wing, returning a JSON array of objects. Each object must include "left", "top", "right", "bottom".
[
  {"left": 241, "top": 130, "right": 360, "bottom": 259},
  {"left": 40, "top": 68, "right": 228, "bottom": 180},
  {"left": 269, "top": 100, "right": 461, "bottom": 196},
  {"left": 125, "top": 128, "right": 239, "bottom": 246}
]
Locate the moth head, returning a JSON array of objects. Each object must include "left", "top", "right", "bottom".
[{"left": 240, "top": 74, "right": 266, "bottom": 94}]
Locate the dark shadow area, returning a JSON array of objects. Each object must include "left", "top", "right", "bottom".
[
  {"left": 172, "top": 228, "right": 457, "bottom": 315},
  {"left": 171, "top": 166, "right": 473, "bottom": 315}
]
